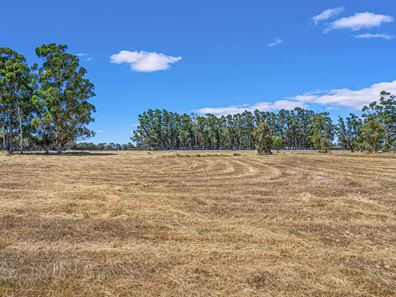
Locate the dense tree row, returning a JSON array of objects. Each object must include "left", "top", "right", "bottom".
[
  {"left": 133, "top": 92, "right": 396, "bottom": 153},
  {"left": 69, "top": 142, "right": 135, "bottom": 151},
  {"left": 337, "top": 91, "right": 395, "bottom": 153},
  {"left": 132, "top": 108, "right": 327, "bottom": 150},
  {"left": 0, "top": 44, "right": 96, "bottom": 153}
]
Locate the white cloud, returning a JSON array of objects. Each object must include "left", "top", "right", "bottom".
[
  {"left": 268, "top": 37, "right": 283, "bottom": 47},
  {"left": 110, "top": 50, "right": 182, "bottom": 72},
  {"left": 312, "top": 7, "right": 344, "bottom": 24},
  {"left": 197, "top": 100, "right": 307, "bottom": 116},
  {"left": 325, "top": 106, "right": 340, "bottom": 111},
  {"left": 75, "top": 53, "right": 94, "bottom": 62},
  {"left": 327, "top": 12, "right": 394, "bottom": 31},
  {"left": 287, "top": 80, "right": 396, "bottom": 109},
  {"left": 355, "top": 33, "right": 394, "bottom": 40},
  {"left": 197, "top": 81, "right": 396, "bottom": 115}
]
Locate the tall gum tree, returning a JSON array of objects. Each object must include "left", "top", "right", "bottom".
[
  {"left": 35, "top": 43, "right": 96, "bottom": 153},
  {"left": 0, "top": 48, "right": 32, "bottom": 153},
  {"left": 308, "top": 112, "right": 334, "bottom": 153},
  {"left": 253, "top": 121, "right": 273, "bottom": 155},
  {"left": 337, "top": 114, "right": 362, "bottom": 152},
  {"left": 362, "top": 91, "right": 396, "bottom": 151}
]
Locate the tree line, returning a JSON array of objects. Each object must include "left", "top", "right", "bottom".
[
  {"left": 132, "top": 91, "right": 395, "bottom": 153},
  {"left": 69, "top": 142, "right": 135, "bottom": 151},
  {"left": 0, "top": 44, "right": 96, "bottom": 153}
]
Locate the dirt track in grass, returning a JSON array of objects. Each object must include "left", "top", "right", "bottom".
[{"left": 0, "top": 151, "right": 395, "bottom": 296}]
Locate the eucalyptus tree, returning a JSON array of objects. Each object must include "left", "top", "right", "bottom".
[
  {"left": 362, "top": 91, "right": 396, "bottom": 151},
  {"left": 285, "top": 109, "right": 300, "bottom": 149},
  {"left": 241, "top": 111, "right": 255, "bottom": 149},
  {"left": 35, "top": 43, "right": 96, "bottom": 153},
  {"left": 360, "top": 118, "right": 385, "bottom": 153},
  {"left": 0, "top": 65, "right": 5, "bottom": 150},
  {"left": 133, "top": 109, "right": 159, "bottom": 149},
  {"left": 253, "top": 122, "right": 272, "bottom": 154},
  {"left": 271, "top": 135, "right": 283, "bottom": 152},
  {"left": 178, "top": 113, "right": 194, "bottom": 149},
  {"left": 205, "top": 114, "right": 221, "bottom": 149},
  {"left": 337, "top": 114, "right": 362, "bottom": 152},
  {"left": 309, "top": 112, "right": 334, "bottom": 153},
  {"left": 225, "top": 114, "right": 238, "bottom": 150},
  {"left": 196, "top": 115, "right": 209, "bottom": 149},
  {"left": 0, "top": 48, "right": 33, "bottom": 153}
]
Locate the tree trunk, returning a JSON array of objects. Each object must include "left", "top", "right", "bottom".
[
  {"left": 56, "top": 143, "right": 63, "bottom": 154},
  {"left": 8, "top": 112, "right": 13, "bottom": 153},
  {"left": 16, "top": 101, "right": 23, "bottom": 154},
  {"left": 374, "top": 144, "right": 378, "bottom": 153},
  {"left": 2, "top": 124, "right": 5, "bottom": 150}
]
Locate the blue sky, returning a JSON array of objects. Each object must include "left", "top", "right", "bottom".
[{"left": 2, "top": 0, "right": 395, "bottom": 143}]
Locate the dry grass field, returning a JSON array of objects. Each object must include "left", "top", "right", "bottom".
[{"left": 0, "top": 151, "right": 395, "bottom": 297}]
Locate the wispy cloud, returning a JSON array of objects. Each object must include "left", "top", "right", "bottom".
[
  {"left": 355, "top": 33, "right": 394, "bottom": 40},
  {"left": 267, "top": 37, "right": 283, "bottom": 47},
  {"left": 286, "top": 80, "right": 396, "bottom": 109},
  {"left": 197, "top": 100, "right": 307, "bottom": 116},
  {"left": 76, "top": 53, "right": 88, "bottom": 57},
  {"left": 110, "top": 50, "right": 182, "bottom": 72},
  {"left": 312, "top": 7, "right": 344, "bottom": 24},
  {"left": 327, "top": 12, "right": 394, "bottom": 32},
  {"left": 75, "top": 53, "right": 94, "bottom": 62},
  {"left": 197, "top": 81, "right": 396, "bottom": 115}
]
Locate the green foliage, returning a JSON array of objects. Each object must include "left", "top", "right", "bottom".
[
  {"left": 132, "top": 96, "right": 394, "bottom": 153},
  {"left": 0, "top": 44, "right": 96, "bottom": 153},
  {"left": 337, "top": 114, "right": 362, "bottom": 152},
  {"left": 309, "top": 112, "right": 334, "bottom": 153},
  {"left": 69, "top": 142, "right": 135, "bottom": 151},
  {"left": 133, "top": 108, "right": 322, "bottom": 151},
  {"left": 253, "top": 122, "right": 272, "bottom": 155},
  {"left": 271, "top": 135, "right": 283, "bottom": 152},
  {"left": 359, "top": 118, "right": 385, "bottom": 153},
  {"left": 34, "top": 43, "right": 96, "bottom": 153},
  {"left": 36, "top": 43, "right": 95, "bottom": 152},
  {"left": 0, "top": 48, "right": 34, "bottom": 153},
  {"left": 362, "top": 91, "right": 396, "bottom": 151}
]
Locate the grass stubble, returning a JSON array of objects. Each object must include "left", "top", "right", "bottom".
[{"left": 0, "top": 151, "right": 395, "bottom": 296}]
